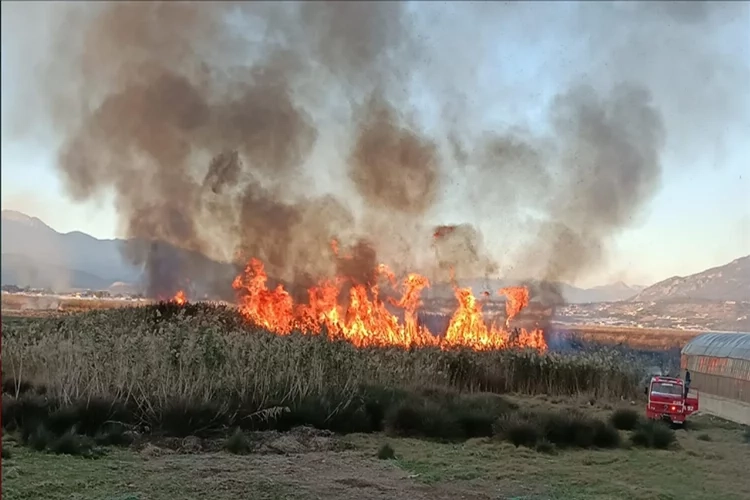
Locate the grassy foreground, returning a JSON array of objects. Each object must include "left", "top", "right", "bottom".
[
  {"left": 3, "top": 304, "right": 750, "bottom": 499},
  {"left": 2, "top": 413, "right": 749, "bottom": 500}
]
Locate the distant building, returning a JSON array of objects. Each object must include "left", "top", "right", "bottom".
[{"left": 681, "top": 332, "right": 750, "bottom": 425}]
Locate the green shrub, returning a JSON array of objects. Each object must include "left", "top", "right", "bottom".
[
  {"left": 631, "top": 420, "right": 676, "bottom": 449},
  {"left": 610, "top": 409, "right": 640, "bottom": 431},
  {"left": 535, "top": 439, "right": 556, "bottom": 454},
  {"left": 2, "top": 394, "right": 50, "bottom": 434},
  {"left": 2, "top": 378, "right": 36, "bottom": 396},
  {"left": 505, "top": 420, "right": 540, "bottom": 448},
  {"left": 26, "top": 425, "right": 55, "bottom": 451},
  {"left": 224, "top": 428, "right": 253, "bottom": 455},
  {"left": 495, "top": 410, "right": 620, "bottom": 450},
  {"left": 377, "top": 443, "right": 395, "bottom": 460},
  {"left": 94, "top": 423, "right": 134, "bottom": 447},
  {"left": 385, "top": 399, "right": 463, "bottom": 441},
  {"left": 592, "top": 420, "right": 621, "bottom": 448},
  {"left": 49, "top": 430, "right": 100, "bottom": 458}
]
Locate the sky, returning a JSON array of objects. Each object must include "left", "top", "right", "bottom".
[{"left": 1, "top": 2, "right": 749, "bottom": 289}]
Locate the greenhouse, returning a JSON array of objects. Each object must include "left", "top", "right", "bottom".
[{"left": 681, "top": 332, "right": 750, "bottom": 424}]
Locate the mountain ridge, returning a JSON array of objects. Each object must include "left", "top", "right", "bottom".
[
  {"left": 3, "top": 210, "right": 746, "bottom": 303},
  {"left": 631, "top": 255, "right": 750, "bottom": 302}
]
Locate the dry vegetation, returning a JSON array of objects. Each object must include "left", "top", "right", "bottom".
[
  {"left": 1, "top": 293, "right": 138, "bottom": 316},
  {"left": 563, "top": 324, "right": 701, "bottom": 350},
  {"left": 3, "top": 302, "right": 746, "bottom": 499},
  {"left": 0, "top": 303, "right": 683, "bottom": 427}
]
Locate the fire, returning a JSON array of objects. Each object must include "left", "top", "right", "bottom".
[
  {"left": 172, "top": 290, "right": 188, "bottom": 305},
  {"left": 498, "top": 286, "right": 530, "bottom": 329},
  {"left": 232, "top": 258, "right": 547, "bottom": 352}
]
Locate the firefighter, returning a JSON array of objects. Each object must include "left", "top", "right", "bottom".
[{"left": 684, "top": 368, "right": 692, "bottom": 398}]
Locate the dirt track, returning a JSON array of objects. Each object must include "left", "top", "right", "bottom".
[{"left": 143, "top": 451, "right": 499, "bottom": 500}]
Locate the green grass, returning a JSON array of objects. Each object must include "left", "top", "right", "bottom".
[
  {"left": 1, "top": 442, "right": 140, "bottom": 500},
  {"left": 345, "top": 422, "right": 750, "bottom": 500},
  {"left": 1, "top": 444, "right": 303, "bottom": 500},
  {"left": 3, "top": 413, "right": 749, "bottom": 500}
]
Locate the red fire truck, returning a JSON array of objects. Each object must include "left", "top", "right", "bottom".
[{"left": 645, "top": 376, "right": 699, "bottom": 425}]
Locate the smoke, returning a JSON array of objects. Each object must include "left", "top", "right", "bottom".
[
  {"left": 349, "top": 94, "right": 440, "bottom": 216},
  {"left": 2, "top": 1, "right": 747, "bottom": 299}
]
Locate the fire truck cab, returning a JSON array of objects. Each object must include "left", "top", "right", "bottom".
[{"left": 645, "top": 376, "right": 699, "bottom": 425}]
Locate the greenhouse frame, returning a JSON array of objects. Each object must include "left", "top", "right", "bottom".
[{"left": 681, "top": 332, "right": 750, "bottom": 424}]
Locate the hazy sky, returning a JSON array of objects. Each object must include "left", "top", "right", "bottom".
[{"left": 1, "top": 2, "right": 749, "bottom": 288}]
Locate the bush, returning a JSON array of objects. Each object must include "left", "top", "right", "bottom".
[
  {"left": 2, "top": 394, "right": 50, "bottom": 433},
  {"left": 26, "top": 425, "right": 55, "bottom": 452},
  {"left": 48, "top": 430, "right": 100, "bottom": 458},
  {"left": 158, "top": 399, "right": 229, "bottom": 437},
  {"left": 505, "top": 420, "right": 540, "bottom": 448},
  {"left": 592, "top": 420, "right": 621, "bottom": 448},
  {"left": 377, "top": 443, "right": 395, "bottom": 460},
  {"left": 224, "top": 428, "right": 253, "bottom": 455},
  {"left": 385, "top": 399, "right": 462, "bottom": 441},
  {"left": 94, "top": 423, "right": 134, "bottom": 447},
  {"left": 535, "top": 439, "right": 556, "bottom": 454},
  {"left": 2, "top": 378, "right": 36, "bottom": 396},
  {"left": 495, "top": 410, "right": 620, "bottom": 450},
  {"left": 610, "top": 409, "right": 640, "bottom": 431},
  {"left": 631, "top": 420, "right": 676, "bottom": 449},
  {"left": 384, "top": 391, "right": 512, "bottom": 441},
  {"left": 47, "top": 398, "right": 130, "bottom": 437}
]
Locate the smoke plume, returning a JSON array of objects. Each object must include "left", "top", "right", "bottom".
[{"left": 1, "top": 1, "right": 747, "bottom": 300}]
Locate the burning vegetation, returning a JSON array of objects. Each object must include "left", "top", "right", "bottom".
[{"left": 231, "top": 256, "right": 546, "bottom": 351}]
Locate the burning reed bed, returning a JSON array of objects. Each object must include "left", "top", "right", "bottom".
[{"left": 2, "top": 303, "right": 644, "bottom": 444}]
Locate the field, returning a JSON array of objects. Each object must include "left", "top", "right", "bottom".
[
  {"left": 2, "top": 301, "right": 749, "bottom": 499},
  {"left": 556, "top": 324, "right": 701, "bottom": 350},
  {"left": 1, "top": 293, "right": 143, "bottom": 316}
]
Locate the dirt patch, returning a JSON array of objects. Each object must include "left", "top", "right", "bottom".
[
  {"left": 142, "top": 450, "right": 497, "bottom": 500},
  {"left": 133, "top": 426, "right": 349, "bottom": 456}
]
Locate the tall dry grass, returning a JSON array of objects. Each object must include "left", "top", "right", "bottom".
[{"left": 2, "top": 303, "right": 645, "bottom": 436}]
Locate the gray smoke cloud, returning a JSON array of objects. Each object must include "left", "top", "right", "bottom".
[{"left": 1, "top": 1, "right": 747, "bottom": 300}]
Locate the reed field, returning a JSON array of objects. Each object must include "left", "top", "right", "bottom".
[
  {"left": 3, "top": 302, "right": 651, "bottom": 438},
  {"left": 4, "top": 303, "right": 750, "bottom": 500}
]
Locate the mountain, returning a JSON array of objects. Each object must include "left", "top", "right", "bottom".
[
  {"left": 631, "top": 255, "right": 750, "bottom": 302},
  {"left": 424, "top": 278, "right": 644, "bottom": 304},
  {"left": 1, "top": 210, "right": 139, "bottom": 285},
  {"left": 1, "top": 253, "right": 112, "bottom": 290},
  {"left": 565, "top": 281, "right": 646, "bottom": 303},
  {"left": 0, "top": 210, "right": 648, "bottom": 301},
  {"left": 1, "top": 210, "right": 236, "bottom": 295}
]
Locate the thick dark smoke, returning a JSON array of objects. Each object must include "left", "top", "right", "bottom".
[
  {"left": 2, "top": 1, "right": 746, "bottom": 300},
  {"left": 349, "top": 95, "right": 440, "bottom": 216}
]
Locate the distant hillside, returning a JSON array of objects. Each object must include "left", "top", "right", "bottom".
[
  {"left": 1, "top": 210, "right": 235, "bottom": 295},
  {"left": 632, "top": 255, "right": 750, "bottom": 302},
  {"left": 1, "top": 210, "right": 140, "bottom": 285},
  {"left": 425, "top": 278, "right": 645, "bottom": 304},
  {"left": 1, "top": 253, "right": 111, "bottom": 290}
]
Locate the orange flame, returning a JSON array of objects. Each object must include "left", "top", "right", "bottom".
[
  {"left": 172, "top": 290, "right": 188, "bottom": 305},
  {"left": 498, "top": 286, "right": 530, "bottom": 329},
  {"left": 232, "top": 258, "right": 546, "bottom": 352}
]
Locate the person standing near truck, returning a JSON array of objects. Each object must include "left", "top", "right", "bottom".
[{"left": 684, "top": 369, "right": 692, "bottom": 398}]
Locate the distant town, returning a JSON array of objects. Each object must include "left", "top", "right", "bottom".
[{"left": 3, "top": 283, "right": 747, "bottom": 332}]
